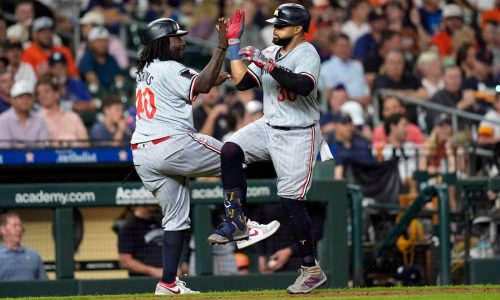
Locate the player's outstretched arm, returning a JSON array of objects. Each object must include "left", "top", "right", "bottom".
[
  {"left": 193, "top": 18, "right": 229, "bottom": 94},
  {"left": 226, "top": 9, "right": 248, "bottom": 85}
]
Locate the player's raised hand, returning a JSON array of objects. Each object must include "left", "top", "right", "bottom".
[
  {"left": 227, "top": 9, "right": 245, "bottom": 45},
  {"left": 239, "top": 46, "right": 276, "bottom": 72},
  {"left": 215, "top": 71, "right": 231, "bottom": 86},
  {"left": 216, "top": 17, "right": 229, "bottom": 49}
]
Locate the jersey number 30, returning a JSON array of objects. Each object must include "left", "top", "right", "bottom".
[
  {"left": 276, "top": 84, "right": 297, "bottom": 102},
  {"left": 136, "top": 87, "right": 156, "bottom": 119}
]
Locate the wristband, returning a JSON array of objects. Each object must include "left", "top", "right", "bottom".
[
  {"left": 228, "top": 38, "right": 240, "bottom": 45},
  {"left": 218, "top": 46, "right": 227, "bottom": 51},
  {"left": 228, "top": 44, "right": 241, "bottom": 61}
]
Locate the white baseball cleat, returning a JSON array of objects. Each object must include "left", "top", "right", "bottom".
[
  {"left": 236, "top": 219, "right": 280, "bottom": 249},
  {"left": 155, "top": 278, "right": 200, "bottom": 295}
]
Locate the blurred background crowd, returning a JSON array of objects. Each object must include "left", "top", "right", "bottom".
[{"left": 0, "top": 0, "right": 499, "bottom": 285}]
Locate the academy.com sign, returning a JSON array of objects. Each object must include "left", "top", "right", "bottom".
[
  {"left": 15, "top": 190, "right": 96, "bottom": 205},
  {"left": 115, "top": 186, "right": 157, "bottom": 205}
]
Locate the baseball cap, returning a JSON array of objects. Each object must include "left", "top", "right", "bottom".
[
  {"left": 340, "top": 101, "right": 365, "bottom": 126},
  {"left": 80, "top": 11, "right": 105, "bottom": 26},
  {"left": 32, "top": 17, "right": 54, "bottom": 33},
  {"left": 368, "top": 9, "right": 385, "bottom": 22},
  {"left": 433, "top": 113, "right": 452, "bottom": 127},
  {"left": 245, "top": 100, "right": 263, "bottom": 114},
  {"left": 476, "top": 49, "right": 494, "bottom": 65},
  {"left": 88, "top": 26, "right": 110, "bottom": 42},
  {"left": 48, "top": 52, "right": 67, "bottom": 65},
  {"left": 3, "top": 38, "right": 22, "bottom": 50},
  {"left": 443, "top": 4, "right": 463, "bottom": 19},
  {"left": 11, "top": 80, "right": 35, "bottom": 98}
]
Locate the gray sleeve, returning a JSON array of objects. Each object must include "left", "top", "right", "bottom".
[
  {"left": 293, "top": 47, "right": 320, "bottom": 88},
  {"left": 165, "top": 62, "right": 200, "bottom": 102}
]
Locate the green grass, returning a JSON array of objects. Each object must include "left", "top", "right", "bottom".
[{"left": 3, "top": 285, "right": 500, "bottom": 300}]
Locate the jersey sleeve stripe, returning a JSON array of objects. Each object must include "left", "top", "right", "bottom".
[
  {"left": 188, "top": 132, "right": 221, "bottom": 154},
  {"left": 299, "top": 72, "right": 317, "bottom": 88},
  {"left": 189, "top": 75, "right": 199, "bottom": 101},
  {"left": 299, "top": 127, "right": 315, "bottom": 199},
  {"left": 246, "top": 69, "right": 261, "bottom": 87}
]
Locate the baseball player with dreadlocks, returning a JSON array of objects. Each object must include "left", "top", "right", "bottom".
[
  {"left": 131, "top": 15, "right": 279, "bottom": 295},
  {"left": 207, "top": 4, "right": 331, "bottom": 294}
]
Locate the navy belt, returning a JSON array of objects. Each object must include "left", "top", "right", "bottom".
[{"left": 269, "top": 124, "right": 315, "bottom": 131}]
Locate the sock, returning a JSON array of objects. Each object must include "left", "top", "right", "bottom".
[
  {"left": 280, "top": 197, "right": 316, "bottom": 267},
  {"left": 221, "top": 142, "right": 248, "bottom": 216},
  {"left": 162, "top": 230, "right": 185, "bottom": 284}
]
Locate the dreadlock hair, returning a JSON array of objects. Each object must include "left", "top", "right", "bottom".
[{"left": 137, "top": 36, "right": 172, "bottom": 74}]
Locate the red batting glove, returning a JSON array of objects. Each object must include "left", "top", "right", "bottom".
[
  {"left": 239, "top": 46, "right": 276, "bottom": 73},
  {"left": 227, "top": 9, "right": 245, "bottom": 45}
]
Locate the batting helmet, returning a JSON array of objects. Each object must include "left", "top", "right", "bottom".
[
  {"left": 266, "top": 3, "right": 311, "bottom": 32},
  {"left": 142, "top": 18, "right": 188, "bottom": 45}
]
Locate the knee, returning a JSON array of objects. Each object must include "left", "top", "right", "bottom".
[
  {"left": 221, "top": 142, "right": 244, "bottom": 164},
  {"left": 280, "top": 197, "right": 306, "bottom": 217}
]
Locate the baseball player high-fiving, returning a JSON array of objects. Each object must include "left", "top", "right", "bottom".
[
  {"left": 131, "top": 17, "right": 277, "bottom": 295},
  {"left": 207, "top": 4, "right": 330, "bottom": 294}
]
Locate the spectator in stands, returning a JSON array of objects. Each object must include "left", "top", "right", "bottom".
[
  {"left": 6, "top": 0, "right": 34, "bottom": 43},
  {"left": 463, "top": 49, "right": 498, "bottom": 94},
  {"left": 427, "top": 66, "right": 477, "bottom": 130},
  {"left": 48, "top": 52, "right": 96, "bottom": 113},
  {"left": 118, "top": 205, "right": 164, "bottom": 277},
  {"left": 240, "top": 0, "right": 266, "bottom": 51},
  {"left": 416, "top": 51, "right": 444, "bottom": 98},
  {"left": 480, "top": 21, "right": 497, "bottom": 53},
  {"left": 320, "top": 33, "right": 370, "bottom": 105},
  {"left": 372, "top": 50, "right": 427, "bottom": 101},
  {"left": 0, "top": 69, "right": 13, "bottom": 113},
  {"left": 312, "top": 15, "right": 336, "bottom": 62},
  {"left": 0, "top": 18, "right": 6, "bottom": 51},
  {"left": 340, "top": 100, "right": 372, "bottom": 140},
  {"left": 456, "top": 43, "right": 477, "bottom": 79},
  {"left": 0, "top": 80, "right": 49, "bottom": 149},
  {"left": 90, "top": 95, "right": 131, "bottom": 146},
  {"left": 432, "top": 4, "right": 465, "bottom": 56},
  {"left": 193, "top": 86, "right": 232, "bottom": 141},
  {"left": 320, "top": 84, "right": 349, "bottom": 139},
  {"left": 4, "top": 39, "right": 37, "bottom": 88},
  {"left": 0, "top": 211, "right": 48, "bottom": 281},
  {"left": 330, "top": 113, "right": 375, "bottom": 179},
  {"left": 481, "top": 0, "right": 500, "bottom": 27},
  {"left": 36, "top": 74, "right": 89, "bottom": 148},
  {"left": 363, "top": 30, "right": 402, "bottom": 88},
  {"left": 478, "top": 91, "right": 500, "bottom": 145},
  {"left": 353, "top": 9, "right": 387, "bottom": 61},
  {"left": 78, "top": 26, "right": 123, "bottom": 93},
  {"left": 418, "top": 0, "right": 442, "bottom": 36},
  {"left": 76, "top": 11, "right": 129, "bottom": 70},
  {"left": 384, "top": 1, "right": 420, "bottom": 56},
  {"left": 342, "top": 0, "right": 371, "bottom": 45},
  {"left": 379, "top": 113, "right": 418, "bottom": 189},
  {"left": 21, "top": 17, "right": 79, "bottom": 77},
  {"left": 372, "top": 95, "right": 425, "bottom": 147},
  {"left": 84, "top": 0, "right": 130, "bottom": 35}
]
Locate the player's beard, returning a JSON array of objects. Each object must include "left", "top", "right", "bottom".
[{"left": 272, "top": 35, "right": 293, "bottom": 48}]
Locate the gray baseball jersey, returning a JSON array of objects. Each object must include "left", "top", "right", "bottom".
[
  {"left": 131, "top": 59, "right": 199, "bottom": 144},
  {"left": 132, "top": 59, "right": 223, "bottom": 230},
  {"left": 247, "top": 42, "right": 321, "bottom": 127},
  {"left": 229, "top": 42, "right": 322, "bottom": 200}
]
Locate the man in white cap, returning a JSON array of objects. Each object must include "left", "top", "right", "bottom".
[
  {"left": 78, "top": 26, "right": 123, "bottom": 92},
  {"left": 77, "top": 11, "right": 129, "bottom": 70},
  {"left": 21, "top": 17, "right": 79, "bottom": 77},
  {"left": 0, "top": 80, "right": 49, "bottom": 148},
  {"left": 432, "top": 4, "right": 466, "bottom": 56}
]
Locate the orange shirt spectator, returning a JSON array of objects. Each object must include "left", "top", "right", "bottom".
[
  {"left": 372, "top": 123, "right": 425, "bottom": 147},
  {"left": 432, "top": 4, "right": 464, "bottom": 56},
  {"left": 20, "top": 17, "right": 78, "bottom": 77},
  {"left": 481, "top": 0, "right": 500, "bottom": 28}
]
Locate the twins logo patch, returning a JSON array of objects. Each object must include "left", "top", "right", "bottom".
[{"left": 180, "top": 69, "right": 195, "bottom": 79}]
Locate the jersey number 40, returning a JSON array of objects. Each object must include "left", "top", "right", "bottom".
[{"left": 136, "top": 87, "right": 156, "bottom": 119}]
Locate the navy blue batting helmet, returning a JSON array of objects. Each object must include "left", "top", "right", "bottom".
[
  {"left": 142, "top": 18, "right": 188, "bottom": 44},
  {"left": 266, "top": 3, "right": 311, "bottom": 32}
]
